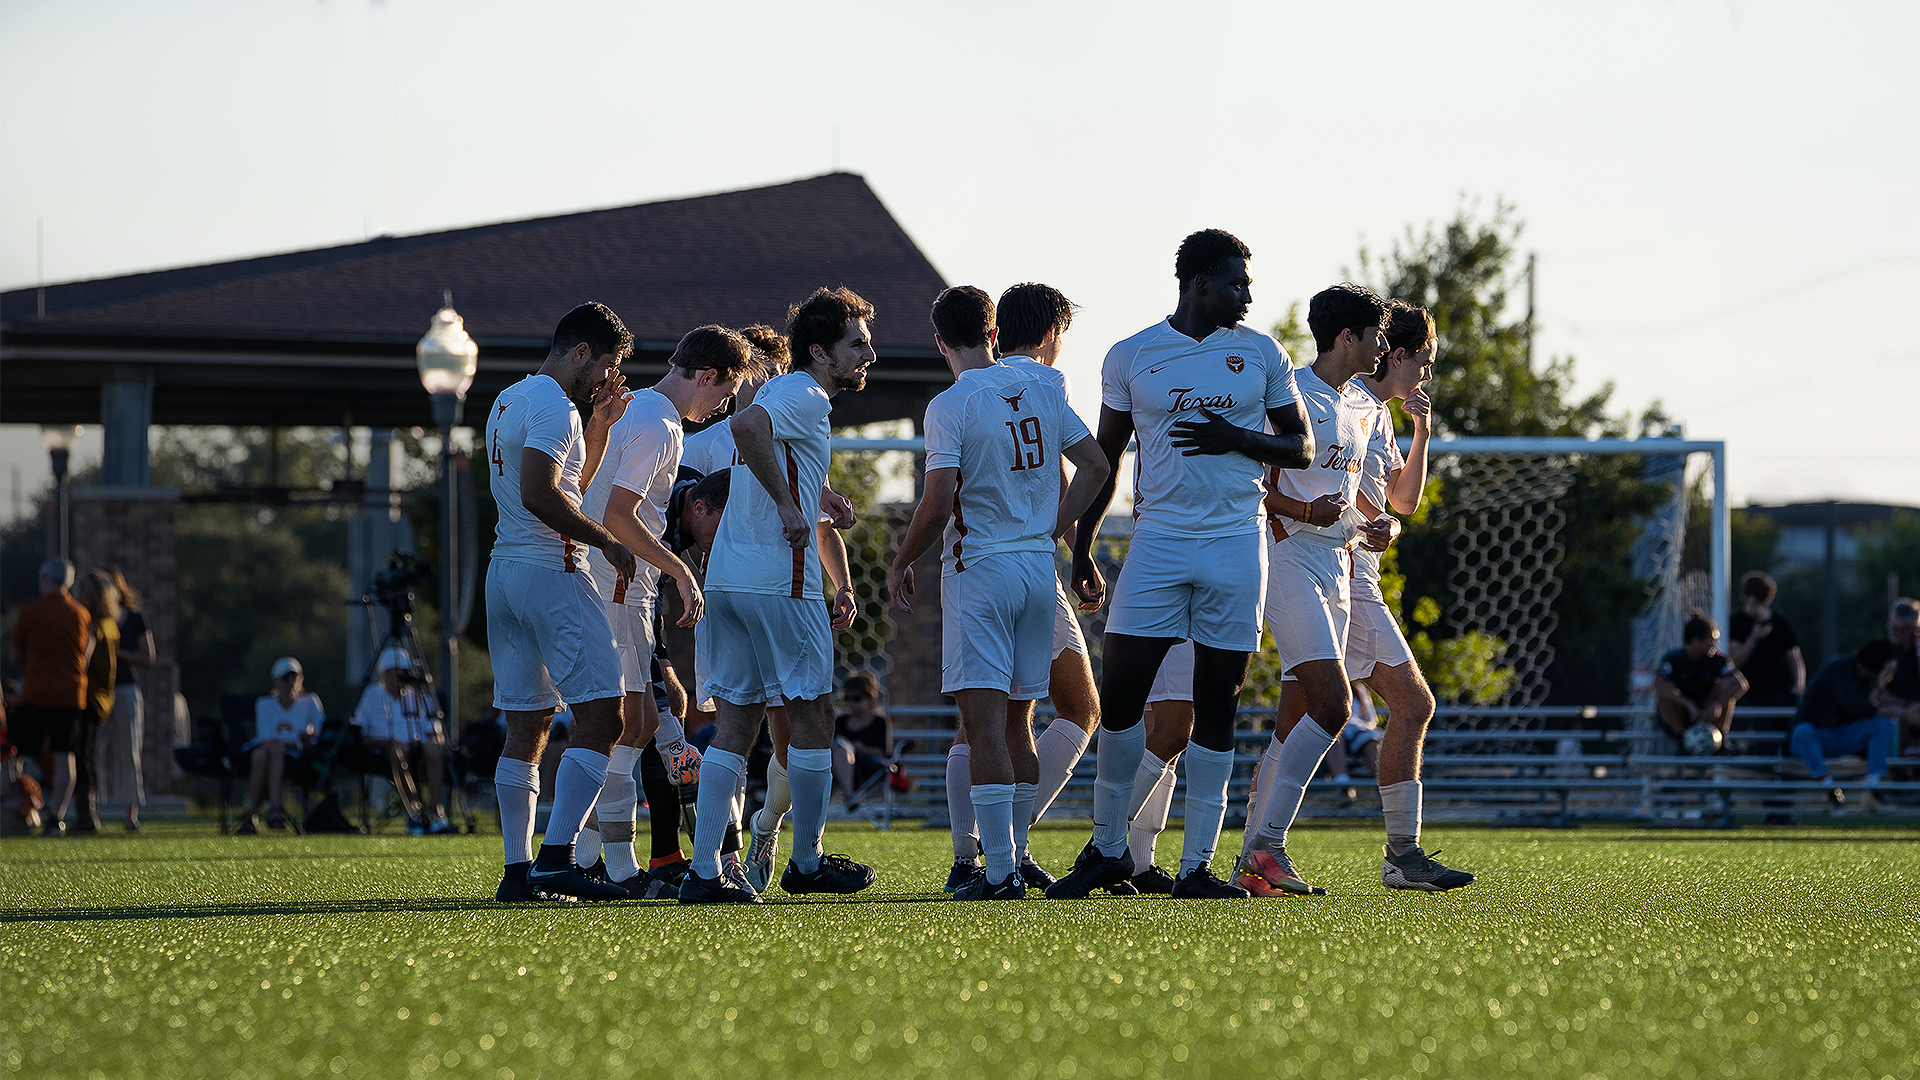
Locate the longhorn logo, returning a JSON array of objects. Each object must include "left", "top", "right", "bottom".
[
  {"left": 998, "top": 389, "right": 1028, "bottom": 412},
  {"left": 1225, "top": 353, "right": 1245, "bottom": 374}
]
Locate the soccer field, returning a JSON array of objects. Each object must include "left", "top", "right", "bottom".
[{"left": 4, "top": 824, "right": 1917, "bottom": 1080}]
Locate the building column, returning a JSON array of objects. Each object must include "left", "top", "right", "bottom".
[{"left": 100, "top": 364, "right": 155, "bottom": 487}]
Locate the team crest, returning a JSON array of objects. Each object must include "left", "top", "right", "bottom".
[
  {"left": 999, "top": 389, "right": 1027, "bottom": 412},
  {"left": 1224, "top": 353, "right": 1245, "bottom": 374}
]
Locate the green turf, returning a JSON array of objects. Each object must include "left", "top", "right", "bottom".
[{"left": 4, "top": 823, "right": 1919, "bottom": 1080}]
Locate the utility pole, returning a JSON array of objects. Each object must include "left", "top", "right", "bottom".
[{"left": 1525, "top": 252, "right": 1536, "bottom": 369}]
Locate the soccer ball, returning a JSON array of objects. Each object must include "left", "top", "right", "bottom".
[{"left": 1683, "top": 722, "right": 1723, "bottom": 757}]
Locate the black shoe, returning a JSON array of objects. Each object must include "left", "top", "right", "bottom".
[
  {"left": 677, "top": 868, "right": 764, "bottom": 904},
  {"left": 944, "top": 859, "right": 984, "bottom": 894},
  {"left": 495, "top": 862, "right": 571, "bottom": 903},
  {"left": 579, "top": 859, "right": 611, "bottom": 883},
  {"left": 639, "top": 860, "right": 691, "bottom": 899},
  {"left": 1131, "top": 865, "right": 1177, "bottom": 895},
  {"left": 528, "top": 845, "right": 630, "bottom": 900},
  {"left": 1171, "top": 864, "right": 1251, "bottom": 899},
  {"left": 1044, "top": 840, "right": 1136, "bottom": 899},
  {"left": 1382, "top": 846, "right": 1477, "bottom": 892},
  {"left": 42, "top": 821, "right": 67, "bottom": 838},
  {"left": 954, "top": 872, "right": 1026, "bottom": 901},
  {"left": 780, "top": 852, "right": 877, "bottom": 895},
  {"left": 266, "top": 810, "right": 287, "bottom": 831},
  {"left": 234, "top": 818, "right": 257, "bottom": 836},
  {"left": 1017, "top": 855, "right": 1056, "bottom": 891}
]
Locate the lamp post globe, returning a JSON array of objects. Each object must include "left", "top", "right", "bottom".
[
  {"left": 40, "top": 424, "right": 80, "bottom": 561},
  {"left": 416, "top": 299, "right": 477, "bottom": 759}
]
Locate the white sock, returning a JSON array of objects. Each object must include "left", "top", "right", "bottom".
[
  {"left": 691, "top": 747, "right": 745, "bottom": 879},
  {"left": 1179, "top": 742, "right": 1235, "bottom": 875},
  {"left": 542, "top": 748, "right": 610, "bottom": 848},
  {"left": 786, "top": 747, "right": 834, "bottom": 875},
  {"left": 731, "top": 769, "right": 748, "bottom": 851},
  {"left": 1012, "top": 782, "right": 1037, "bottom": 864},
  {"left": 599, "top": 744, "right": 642, "bottom": 881},
  {"left": 1127, "top": 753, "right": 1178, "bottom": 871},
  {"left": 1254, "top": 721, "right": 1336, "bottom": 848},
  {"left": 947, "top": 745, "right": 977, "bottom": 862},
  {"left": 1031, "top": 720, "right": 1092, "bottom": 822},
  {"left": 755, "top": 756, "right": 791, "bottom": 833},
  {"left": 1092, "top": 722, "right": 1146, "bottom": 858},
  {"left": 972, "top": 783, "right": 1016, "bottom": 883},
  {"left": 1241, "top": 735, "right": 1285, "bottom": 861},
  {"left": 493, "top": 757, "right": 540, "bottom": 865},
  {"left": 575, "top": 826, "right": 602, "bottom": 868},
  {"left": 653, "top": 710, "right": 685, "bottom": 747},
  {"left": 1379, "top": 780, "right": 1422, "bottom": 857}
]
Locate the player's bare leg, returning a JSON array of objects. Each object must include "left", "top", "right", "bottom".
[{"left": 1367, "top": 658, "right": 1470, "bottom": 889}]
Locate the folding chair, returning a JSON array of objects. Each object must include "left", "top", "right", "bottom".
[{"left": 843, "top": 742, "right": 911, "bottom": 830}]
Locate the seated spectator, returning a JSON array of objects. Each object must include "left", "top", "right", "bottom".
[
  {"left": 8, "top": 560, "right": 92, "bottom": 836},
  {"left": 1729, "top": 571, "right": 1805, "bottom": 709},
  {"left": 1790, "top": 639, "right": 1900, "bottom": 815},
  {"left": 242, "top": 656, "right": 322, "bottom": 832},
  {"left": 351, "top": 648, "right": 451, "bottom": 834},
  {"left": 832, "top": 672, "right": 892, "bottom": 809},
  {"left": 1883, "top": 598, "right": 1920, "bottom": 740},
  {"left": 1653, "top": 613, "right": 1747, "bottom": 746}
]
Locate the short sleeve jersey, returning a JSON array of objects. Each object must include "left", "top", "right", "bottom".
[
  {"left": 485, "top": 375, "right": 588, "bottom": 572},
  {"left": 252, "top": 693, "right": 324, "bottom": 750},
  {"left": 1349, "top": 379, "right": 1406, "bottom": 596},
  {"left": 1729, "top": 611, "right": 1803, "bottom": 697},
  {"left": 1267, "top": 365, "right": 1382, "bottom": 550},
  {"left": 923, "top": 362, "right": 1091, "bottom": 575},
  {"left": 679, "top": 420, "right": 745, "bottom": 479},
  {"left": 1655, "top": 647, "right": 1736, "bottom": 705},
  {"left": 704, "top": 372, "right": 833, "bottom": 600},
  {"left": 1101, "top": 320, "right": 1298, "bottom": 539},
  {"left": 583, "top": 388, "right": 683, "bottom": 604},
  {"left": 351, "top": 684, "right": 434, "bottom": 742}
]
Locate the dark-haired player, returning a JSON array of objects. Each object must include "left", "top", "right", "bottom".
[
  {"left": 680, "top": 287, "right": 877, "bottom": 903},
  {"left": 1050, "top": 229, "right": 1311, "bottom": 900},
  {"left": 485, "top": 301, "right": 639, "bottom": 902},
  {"left": 1653, "top": 615, "right": 1747, "bottom": 746}
]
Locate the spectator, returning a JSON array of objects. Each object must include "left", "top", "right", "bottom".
[
  {"left": 241, "top": 656, "right": 322, "bottom": 832},
  {"left": 8, "top": 560, "right": 92, "bottom": 836},
  {"left": 100, "top": 568, "right": 155, "bottom": 832},
  {"left": 69, "top": 569, "right": 122, "bottom": 834},
  {"left": 1790, "top": 639, "right": 1900, "bottom": 816},
  {"left": 350, "top": 648, "right": 451, "bottom": 834},
  {"left": 1882, "top": 598, "right": 1920, "bottom": 739},
  {"left": 1652, "top": 613, "right": 1748, "bottom": 746},
  {"left": 832, "top": 672, "right": 892, "bottom": 810},
  {"left": 1728, "top": 571, "right": 1806, "bottom": 708}
]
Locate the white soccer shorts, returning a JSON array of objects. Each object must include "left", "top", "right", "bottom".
[
  {"left": 1147, "top": 639, "right": 1194, "bottom": 703},
  {"left": 486, "top": 559, "right": 624, "bottom": 712},
  {"left": 701, "top": 589, "right": 832, "bottom": 707},
  {"left": 1051, "top": 577, "right": 1088, "bottom": 659},
  {"left": 1264, "top": 538, "right": 1352, "bottom": 679},
  {"left": 940, "top": 551, "right": 1055, "bottom": 700},
  {"left": 1105, "top": 531, "right": 1267, "bottom": 653},
  {"left": 607, "top": 595, "right": 657, "bottom": 695},
  {"left": 1344, "top": 592, "right": 1414, "bottom": 681},
  {"left": 694, "top": 613, "right": 786, "bottom": 713}
]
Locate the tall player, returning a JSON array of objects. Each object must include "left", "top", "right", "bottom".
[
  {"left": 575, "top": 326, "right": 760, "bottom": 896},
  {"left": 1050, "top": 229, "right": 1311, "bottom": 900},
  {"left": 679, "top": 287, "right": 876, "bottom": 904},
  {"left": 888, "top": 286, "right": 1108, "bottom": 899},
  {"left": 485, "top": 302, "right": 639, "bottom": 903}
]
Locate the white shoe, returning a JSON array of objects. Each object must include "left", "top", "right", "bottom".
[
  {"left": 720, "top": 851, "right": 753, "bottom": 895},
  {"left": 745, "top": 814, "right": 780, "bottom": 894}
]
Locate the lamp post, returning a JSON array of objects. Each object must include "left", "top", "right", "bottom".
[
  {"left": 40, "top": 424, "right": 80, "bottom": 561},
  {"left": 416, "top": 298, "right": 478, "bottom": 741}
]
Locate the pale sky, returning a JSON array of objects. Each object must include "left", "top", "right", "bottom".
[{"left": 3, "top": 0, "right": 1916, "bottom": 521}]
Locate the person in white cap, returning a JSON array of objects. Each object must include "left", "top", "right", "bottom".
[
  {"left": 240, "top": 656, "right": 323, "bottom": 833},
  {"left": 351, "top": 647, "right": 451, "bottom": 834}
]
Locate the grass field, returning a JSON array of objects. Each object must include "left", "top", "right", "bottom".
[{"left": 4, "top": 823, "right": 1919, "bottom": 1080}]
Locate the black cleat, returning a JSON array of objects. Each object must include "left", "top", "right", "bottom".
[
  {"left": 677, "top": 869, "right": 764, "bottom": 905},
  {"left": 1131, "top": 864, "right": 1177, "bottom": 895},
  {"left": 528, "top": 845, "right": 630, "bottom": 900},
  {"left": 781, "top": 852, "right": 877, "bottom": 895},
  {"left": 1044, "top": 840, "right": 1136, "bottom": 899},
  {"left": 1017, "top": 855, "right": 1056, "bottom": 891},
  {"left": 954, "top": 872, "right": 1026, "bottom": 901},
  {"left": 1171, "top": 864, "right": 1251, "bottom": 899},
  {"left": 495, "top": 861, "right": 571, "bottom": 903},
  {"left": 640, "top": 858, "right": 692, "bottom": 899},
  {"left": 1382, "top": 846, "right": 1476, "bottom": 892},
  {"left": 944, "top": 859, "right": 984, "bottom": 894}
]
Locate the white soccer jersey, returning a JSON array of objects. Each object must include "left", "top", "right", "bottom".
[
  {"left": 1350, "top": 378, "right": 1405, "bottom": 600},
  {"left": 1101, "top": 320, "right": 1298, "bottom": 539},
  {"left": 1266, "top": 365, "right": 1383, "bottom": 550},
  {"left": 679, "top": 420, "right": 744, "bottom": 478},
  {"left": 583, "top": 388, "right": 683, "bottom": 604},
  {"left": 704, "top": 372, "right": 833, "bottom": 600},
  {"left": 485, "top": 374, "right": 589, "bottom": 572},
  {"left": 924, "top": 362, "right": 1091, "bottom": 575},
  {"left": 1000, "top": 354, "right": 1072, "bottom": 404}
]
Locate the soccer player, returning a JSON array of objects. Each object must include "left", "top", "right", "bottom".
[
  {"left": 940, "top": 283, "right": 1101, "bottom": 893},
  {"left": 1123, "top": 639, "right": 1195, "bottom": 893},
  {"left": 574, "top": 325, "right": 759, "bottom": 896},
  {"left": 679, "top": 287, "right": 875, "bottom": 904},
  {"left": 1050, "top": 229, "right": 1311, "bottom": 900},
  {"left": 888, "top": 286, "right": 1108, "bottom": 900},
  {"left": 1247, "top": 298, "right": 1473, "bottom": 891},
  {"left": 484, "top": 301, "right": 640, "bottom": 902}
]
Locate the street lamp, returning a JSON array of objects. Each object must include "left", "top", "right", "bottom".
[
  {"left": 40, "top": 424, "right": 81, "bottom": 561},
  {"left": 416, "top": 296, "right": 477, "bottom": 744}
]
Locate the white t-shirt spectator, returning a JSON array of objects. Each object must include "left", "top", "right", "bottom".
[
  {"left": 583, "top": 387, "right": 683, "bottom": 602},
  {"left": 485, "top": 374, "right": 587, "bottom": 572},
  {"left": 704, "top": 372, "right": 834, "bottom": 601},
  {"left": 249, "top": 693, "right": 324, "bottom": 752},
  {"left": 351, "top": 684, "right": 439, "bottom": 744}
]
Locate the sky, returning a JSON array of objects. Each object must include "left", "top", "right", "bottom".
[{"left": 2, "top": 0, "right": 1916, "bottom": 521}]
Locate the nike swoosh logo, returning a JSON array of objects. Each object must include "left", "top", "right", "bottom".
[
  {"left": 1147, "top": 361, "right": 1175, "bottom": 375},
  {"left": 1315, "top": 417, "right": 1332, "bottom": 424}
]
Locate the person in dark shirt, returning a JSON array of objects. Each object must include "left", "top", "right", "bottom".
[
  {"left": 1728, "top": 571, "right": 1806, "bottom": 707},
  {"left": 1882, "top": 598, "right": 1920, "bottom": 738},
  {"left": 832, "top": 672, "right": 893, "bottom": 809},
  {"left": 1652, "top": 614, "right": 1747, "bottom": 744},
  {"left": 1791, "top": 638, "right": 1899, "bottom": 814}
]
